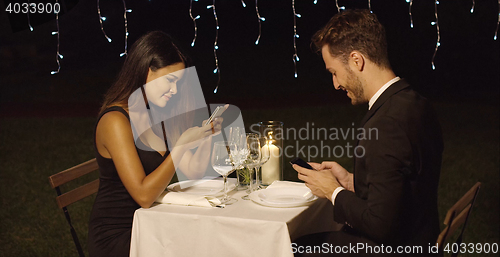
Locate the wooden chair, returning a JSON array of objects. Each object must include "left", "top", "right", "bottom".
[
  {"left": 48, "top": 159, "right": 100, "bottom": 257},
  {"left": 436, "top": 182, "right": 481, "bottom": 256}
]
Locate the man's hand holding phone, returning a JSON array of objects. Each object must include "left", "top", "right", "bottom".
[
  {"left": 290, "top": 157, "right": 315, "bottom": 170},
  {"left": 292, "top": 158, "right": 348, "bottom": 200},
  {"left": 315, "top": 161, "right": 354, "bottom": 192}
]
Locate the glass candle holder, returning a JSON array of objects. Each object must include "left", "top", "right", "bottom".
[{"left": 258, "top": 121, "right": 283, "bottom": 186}]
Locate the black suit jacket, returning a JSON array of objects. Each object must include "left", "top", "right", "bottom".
[{"left": 333, "top": 79, "right": 443, "bottom": 247}]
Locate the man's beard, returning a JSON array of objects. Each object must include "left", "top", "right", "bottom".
[{"left": 345, "top": 68, "right": 365, "bottom": 105}]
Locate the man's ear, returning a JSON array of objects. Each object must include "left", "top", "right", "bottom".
[{"left": 349, "top": 51, "right": 365, "bottom": 72}]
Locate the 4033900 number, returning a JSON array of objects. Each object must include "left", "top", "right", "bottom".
[
  {"left": 5, "top": 2, "right": 60, "bottom": 14},
  {"left": 443, "top": 243, "right": 498, "bottom": 254}
]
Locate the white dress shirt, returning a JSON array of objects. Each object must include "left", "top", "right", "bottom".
[{"left": 368, "top": 77, "right": 401, "bottom": 110}]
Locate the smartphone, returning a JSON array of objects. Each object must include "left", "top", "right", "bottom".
[
  {"left": 290, "top": 157, "right": 314, "bottom": 170},
  {"left": 205, "top": 106, "right": 225, "bottom": 125}
]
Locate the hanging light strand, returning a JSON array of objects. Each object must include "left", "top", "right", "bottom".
[
  {"left": 51, "top": 0, "right": 62, "bottom": 75},
  {"left": 208, "top": 1, "right": 220, "bottom": 93},
  {"left": 189, "top": 0, "right": 200, "bottom": 47},
  {"left": 292, "top": 0, "right": 300, "bottom": 78},
  {"left": 431, "top": 0, "right": 440, "bottom": 70},
  {"left": 335, "top": 0, "right": 345, "bottom": 13},
  {"left": 313, "top": 0, "right": 318, "bottom": 4},
  {"left": 241, "top": 0, "right": 246, "bottom": 8},
  {"left": 27, "top": 1, "right": 33, "bottom": 31},
  {"left": 120, "top": 1, "right": 131, "bottom": 57},
  {"left": 407, "top": 0, "right": 414, "bottom": 28},
  {"left": 368, "top": 0, "right": 372, "bottom": 13},
  {"left": 255, "top": 0, "right": 265, "bottom": 45},
  {"left": 470, "top": 0, "right": 475, "bottom": 13},
  {"left": 97, "top": 0, "right": 112, "bottom": 43},
  {"left": 495, "top": 0, "right": 499, "bottom": 40}
]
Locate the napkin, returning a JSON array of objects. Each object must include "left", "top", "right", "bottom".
[
  {"left": 155, "top": 191, "right": 222, "bottom": 208},
  {"left": 267, "top": 181, "right": 308, "bottom": 189}
]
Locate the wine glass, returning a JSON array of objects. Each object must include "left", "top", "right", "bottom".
[
  {"left": 228, "top": 127, "right": 244, "bottom": 148},
  {"left": 255, "top": 135, "right": 270, "bottom": 190},
  {"left": 211, "top": 141, "right": 238, "bottom": 205},
  {"left": 228, "top": 127, "right": 247, "bottom": 170},
  {"left": 242, "top": 133, "right": 261, "bottom": 199}
]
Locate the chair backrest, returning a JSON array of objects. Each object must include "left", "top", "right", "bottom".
[
  {"left": 48, "top": 158, "right": 100, "bottom": 257},
  {"left": 436, "top": 182, "right": 481, "bottom": 255}
]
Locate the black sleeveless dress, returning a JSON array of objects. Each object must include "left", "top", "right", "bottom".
[{"left": 88, "top": 106, "right": 170, "bottom": 257}]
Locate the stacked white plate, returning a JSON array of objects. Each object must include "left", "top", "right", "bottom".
[
  {"left": 249, "top": 187, "right": 317, "bottom": 208},
  {"left": 167, "top": 179, "right": 236, "bottom": 196}
]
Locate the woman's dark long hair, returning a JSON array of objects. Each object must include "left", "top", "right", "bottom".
[{"left": 100, "top": 31, "right": 193, "bottom": 145}]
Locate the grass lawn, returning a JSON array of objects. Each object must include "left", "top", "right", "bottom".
[{"left": 0, "top": 101, "right": 498, "bottom": 256}]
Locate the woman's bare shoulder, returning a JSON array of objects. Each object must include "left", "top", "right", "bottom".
[{"left": 97, "top": 110, "right": 132, "bottom": 138}]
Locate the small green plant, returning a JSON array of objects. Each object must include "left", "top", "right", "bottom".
[{"left": 237, "top": 167, "right": 252, "bottom": 185}]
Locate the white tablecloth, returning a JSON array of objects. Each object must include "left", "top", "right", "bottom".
[{"left": 130, "top": 183, "right": 342, "bottom": 257}]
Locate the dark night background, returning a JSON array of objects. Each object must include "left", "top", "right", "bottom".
[{"left": 1, "top": 0, "right": 498, "bottom": 114}]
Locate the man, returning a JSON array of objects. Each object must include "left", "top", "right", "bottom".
[{"left": 293, "top": 10, "right": 443, "bottom": 256}]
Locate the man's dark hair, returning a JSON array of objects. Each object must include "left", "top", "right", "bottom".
[{"left": 312, "top": 9, "right": 391, "bottom": 69}]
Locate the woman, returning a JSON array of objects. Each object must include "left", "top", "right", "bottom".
[{"left": 88, "top": 31, "right": 221, "bottom": 257}]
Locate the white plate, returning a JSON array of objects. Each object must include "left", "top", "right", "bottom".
[
  {"left": 249, "top": 187, "right": 317, "bottom": 208},
  {"left": 167, "top": 179, "right": 236, "bottom": 196}
]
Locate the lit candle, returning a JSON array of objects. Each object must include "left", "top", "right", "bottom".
[{"left": 261, "top": 142, "right": 280, "bottom": 185}]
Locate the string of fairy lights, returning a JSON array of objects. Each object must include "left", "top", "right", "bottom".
[
  {"left": 97, "top": 0, "right": 112, "bottom": 43},
  {"left": 335, "top": 0, "right": 345, "bottom": 13},
  {"left": 97, "top": 0, "right": 131, "bottom": 57},
  {"left": 431, "top": 0, "right": 441, "bottom": 71},
  {"left": 292, "top": 0, "right": 300, "bottom": 78},
  {"left": 27, "top": 0, "right": 33, "bottom": 31},
  {"left": 495, "top": 0, "right": 500, "bottom": 41},
  {"left": 407, "top": 0, "right": 414, "bottom": 28},
  {"left": 207, "top": 0, "right": 220, "bottom": 93},
  {"left": 238, "top": 1, "right": 265, "bottom": 45},
  {"left": 43, "top": 0, "right": 499, "bottom": 93},
  {"left": 120, "top": 1, "right": 132, "bottom": 57},
  {"left": 189, "top": 0, "right": 200, "bottom": 47},
  {"left": 50, "top": 0, "right": 61, "bottom": 75},
  {"left": 254, "top": 0, "right": 265, "bottom": 45}
]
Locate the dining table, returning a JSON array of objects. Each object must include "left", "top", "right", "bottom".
[{"left": 129, "top": 180, "right": 342, "bottom": 257}]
